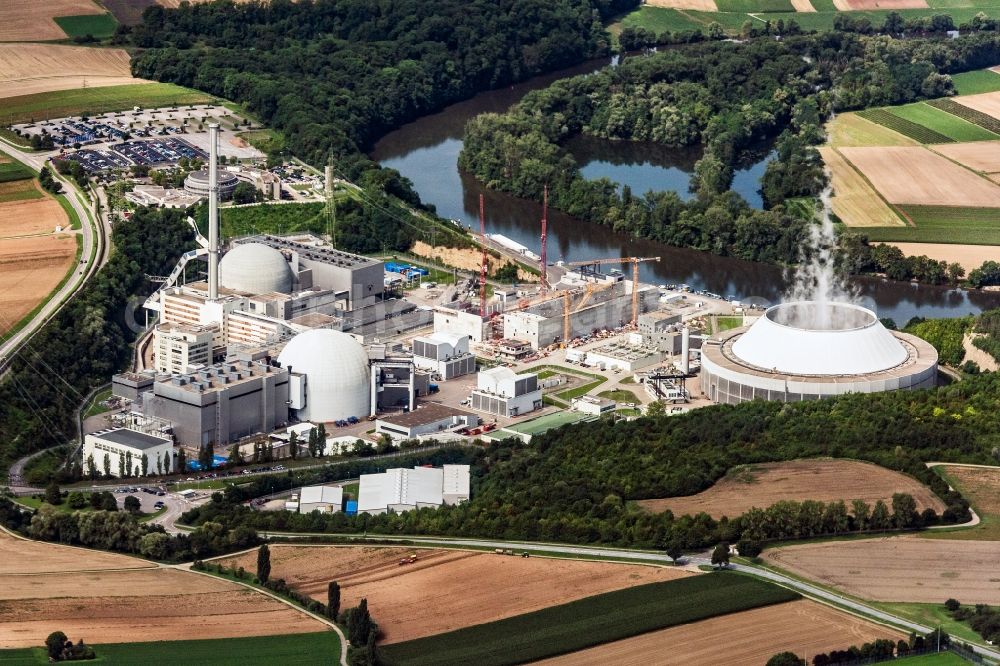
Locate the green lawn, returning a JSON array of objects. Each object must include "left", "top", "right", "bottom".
[
  {"left": 895, "top": 654, "right": 973, "bottom": 666},
  {"left": 0, "top": 83, "right": 213, "bottom": 125},
  {"left": 870, "top": 601, "right": 984, "bottom": 645},
  {"left": 83, "top": 387, "right": 114, "bottom": 418},
  {"left": 598, "top": 388, "right": 640, "bottom": 403},
  {"left": 54, "top": 12, "right": 117, "bottom": 39},
  {"left": 378, "top": 573, "right": 799, "bottom": 666},
  {"left": 14, "top": 497, "right": 98, "bottom": 514},
  {"left": 342, "top": 481, "right": 359, "bottom": 499},
  {"left": 0, "top": 632, "right": 340, "bottom": 665},
  {"left": 951, "top": 69, "right": 1000, "bottom": 95},
  {"left": 504, "top": 410, "right": 591, "bottom": 435},
  {"left": 714, "top": 315, "right": 744, "bottom": 333},
  {"left": 863, "top": 205, "right": 1000, "bottom": 245},
  {"left": 889, "top": 102, "right": 1000, "bottom": 142},
  {"left": 715, "top": 0, "right": 795, "bottom": 11}
]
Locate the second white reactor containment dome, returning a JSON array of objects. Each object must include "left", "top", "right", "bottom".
[
  {"left": 218, "top": 242, "right": 294, "bottom": 295},
  {"left": 277, "top": 329, "right": 371, "bottom": 422}
]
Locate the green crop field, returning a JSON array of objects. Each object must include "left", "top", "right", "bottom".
[
  {"left": 0, "top": 83, "right": 213, "bottom": 126},
  {"left": 863, "top": 205, "right": 1000, "bottom": 245},
  {"left": 0, "top": 156, "right": 35, "bottom": 183},
  {"left": 54, "top": 13, "right": 118, "bottom": 39},
  {"left": 378, "top": 573, "right": 800, "bottom": 666},
  {"left": 716, "top": 0, "right": 795, "bottom": 11},
  {"left": 950, "top": 69, "right": 1000, "bottom": 95},
  {"left": 927, "top": 98, "right": 1000, "bottom": 135},
  {"left": 889, "top": 102, "right": 1000, "bottom": 142},
  {"left": 893, "top": 652, "right": 974, "bottom": 665},
  {"left": 0, "top": 632, "right": 341, "bottom": 665},
  {"left": 0, "top": 181, "right": 43, "bottom": 203},
  {"left": 858, "top": 108, "right": 955, "bottom": 143}
]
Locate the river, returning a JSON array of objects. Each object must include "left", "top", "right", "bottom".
[{"left": 371, "top": 55, "right": 1000, "bottom": 323}]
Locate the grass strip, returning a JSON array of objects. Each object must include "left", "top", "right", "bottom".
[
  {"left": 858, "top": 109, "right": 955, "bottom": 144},
  {"left": 378, "top": 572, "right": 800, "bottom": 666}
]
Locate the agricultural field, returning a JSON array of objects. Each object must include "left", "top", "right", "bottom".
[
  {"left": 857, "top": 109, "right": 955, "bottom": 144},
  {"left": 0, "top": 528, "right": 150, "bottom": 575},
  {"left": 954, "top": 90, "right": 1000, "bottom": 122},
  {"left": 837, "top": 146, "right": 1000, "bottom": 206},
  {"left": 536, "top": 599, "right": 904, "bottom": 666},
  {"left": 0, "top": 0, "right": 106, "bottom": 42},
  {"left": 0, "top": 83, "right": 212, "bottom": 125},
  {"left": 377, "top": 573, "right": 799, "bottom": 666},
  {"left": 53, "top": 13, "right": 117, "bottom": 39},
  {"left": 932, "top": 140, "right": 1000, "bottom": 173},
  {"left": 646, "top": 0, "right": 720, "bottom": 9},
  {"left": 927, "top": 464, "right": 1000, "bottom": 540},
  {"left": 951, "top": 69, "right": 1000, "bottom": 96},
  {"left": 636, "top": 459, "right": 945, "bottom": 518},
  {"left": 818, "top": 147, "right": 903, "bottom": 227},
  {"left": 763, "top": 536, "right": 1000, "bottom": 604},
  {"left": 826, "top": 112, "right": 917, "bottom": 148},
  {"left": 885, "top": 243, "right": 999, "bottom": 272},
  {"left": 216, "top": 545, "right": 691, "bottom": 644},
  {"left": 0, "top": 180, "right": 44, "bottom": 204},
  {"left": 0, "top": 44, "right": 146, "bottom": 100},
  {"left": 864, "top": 204, "right": 1000, "bottom": 245},
  {"left": 888, "top": 102, "right": 1000, "bottom": 142},
  {"left": 928, "top": 99, "right": 1000, "bottom": 136},
  {"left": 0, "top": 632, "right": 341, "bottom": 666}
]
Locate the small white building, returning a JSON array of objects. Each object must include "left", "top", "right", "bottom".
[
  {"left": 469, "top": 367, "right": 542, "bottom": 418},
  {"left": 298, "top": 485, "right": 343, "bottom": 514},
  {"left": 375, "top": 403, "right": 478, "bottom": 440},
  {"left": 571, "top": 395, "right": 616, "bottom": 416},
  {"left": 83, "top": 428, "right": 174, "bottom": 477},
  {"left": 357, "top": 464, "right": 470, "bottom": 515},
  {"left": 411, "top": 332, "right": 476, "bottom": 379}
]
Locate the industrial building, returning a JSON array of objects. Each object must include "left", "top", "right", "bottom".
[
  {"left": 297, "top": 485, "right": 344, "bottom": 514},
  {"left": 470, "top": 367, "right": 542, "bottom": 417},
  {"left": 412, "top": 332, "right": 476, "bottom": 379},
  {"left": 357, "top": 464, "right": 471, "bottom": 515},
  {"left": 579, "top": 340, "right": 665, "bottom": 372},
  {"left": 84, "top": 428, "right": 174, "bottom": 478},
  {"left": 153, "top": 322, "right": 216, "bottom": 374},
  {"left": 185, "top": 169, "right": 238, "bottom": 200},
  {"left": 369, "top": 350, "right": 422, "bottom": 414},
  {"left": 375, "top": 403, "right": 478, "bottom": 440},
  {"left": 700, "top": 301, "right": 938, "bottom": 404},
  {"left": 141, "top": 359, "right": 289, "bottom": 446},
  {"left": 277, "top": 329, "right": 370, "bottom": 423},
  {"left": 571, "top": 395, "right": 616, "bottom": 416}
]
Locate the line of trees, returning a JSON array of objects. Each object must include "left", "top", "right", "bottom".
[
  {"left": 768, "top": 629, "right": 951, "bottom": 665},
  {"left": 946, "top": 599, "right": 1000, "bottom": 645}
]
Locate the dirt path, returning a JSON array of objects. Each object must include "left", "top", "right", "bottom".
[{"left": 962, "top": 332, "right": 999, "bottom": 372}]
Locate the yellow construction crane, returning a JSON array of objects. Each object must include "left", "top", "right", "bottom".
[{"left": 562, "top": 256, "right": 661, "bottom": 325}]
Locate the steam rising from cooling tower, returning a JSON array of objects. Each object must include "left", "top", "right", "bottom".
[
  {"left": 775, "top": 184, "right": 856, "bottom": 330},
  {"left": 208, "top": 123, "right": 220, "bottom": 300}
]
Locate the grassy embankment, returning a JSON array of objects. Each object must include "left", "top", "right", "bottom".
[{"left": 378, "top": 573, "right": 799, "bottom": 666}]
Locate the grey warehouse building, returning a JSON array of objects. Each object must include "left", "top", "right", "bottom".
[{"left": 142, "top": 359, "right": 289, "bottom": 446}]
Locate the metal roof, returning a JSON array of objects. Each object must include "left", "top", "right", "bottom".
[{"left": 95, "top": 428, "right": 171, "bottom": 451}]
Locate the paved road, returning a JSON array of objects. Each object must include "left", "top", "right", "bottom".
[{"left": 0, "top": 137, "right": 108, "bottom": 372}]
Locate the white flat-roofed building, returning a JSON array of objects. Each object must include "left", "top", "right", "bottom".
[
  {"left": 357, "top": 464, "right": 470, "bottom": 515},
  {"left": 298, "top": 485, "right": 343, "bottom": 514},
  {"left": 154, "top": 322, "right": 216, "bottom": 374},
  {"left": 411, "top": 332, "right": 475, "bottom": 379},
  {"left": 571, "top": 395, "right": 616, "bottom": 416},
  {"left": 83, "top": 428, "right": 174, "bottom": 478},
  {"left": 470, "top": 367, "right": 542, "bottom": 418},
  {"left": 375, "top": 403, "right": 477, "bottom": 440}
]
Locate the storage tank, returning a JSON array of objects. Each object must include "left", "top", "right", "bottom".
[{"left": 277, "top": 329, "right": 370, "bottom": 422}]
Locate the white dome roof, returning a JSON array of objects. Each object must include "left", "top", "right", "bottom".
[
  {"left": 219, "top": 243, "right": 293, "bottom": 294},
  {"left": 731, "top": 301, "right": 907, "bottom": 376},
  {"left": 277, "top": 329, "right": 370, "bottom": 422}
]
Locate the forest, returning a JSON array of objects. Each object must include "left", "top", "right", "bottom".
[
  {"left": 0, "top": 208, "right": 193, "bottom": 469},
  {"left": 459, "top": 32, "right": 1000, "bottom": 269}
]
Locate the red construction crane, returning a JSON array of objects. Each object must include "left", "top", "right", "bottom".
[
  {"left": 479, "top": 194, "right": 488, "bottom": 318},
  {"left": 540, "top": 185, "right": 548, "bottom": 294}
]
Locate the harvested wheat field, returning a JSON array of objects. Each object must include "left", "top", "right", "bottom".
[
  {"left": 954, "top": 91, "right": 1000, "bottom": 121},
  {"left": 929, "top": 464, "right": 1000, "bottom": 540},
  {"left": 536, "top": 599, "right": 903, "bottom": 666},
  {"left": 216, "top": 545, "right": 691, "bottom": 644},
  {"left": 932, "top": 141, "right": 1000, "bottom": 174},
  {"left": 764, "top": 536, "right": 1000, "bottom": 604},
  {"left": 0, "top": 197, "right": 67, "bottom": 238},
  {"left": 0, "top": 44, "right": 147, "bottom": 99},
  {"left": 0, "top": 528, "right": 151, "bottom": 575},
  {"left": 0, "top": 234, "right": 76, "bottom": 334},
  {"left": 839, "top": 146, "right": 1000, "bottom": 207},
  {"left": 790, "top": 0, "right": 817, "bottom": 11},
  {"left": 645, "top": 0, "right": 718, "bottom": 9},
  {"left": 888, "top": 243, "right": 1000, "bottom": 273},
  {"left": 819, "top": 148, "right": 903, "bottom": 227},
  {"left": 0, "top": 0, "right": 105, "bottom": 42},
  {"left": 637, "top": 459, "right": 945, "bottom": 518},
  {"left": 0, "top": 567, "right": 327, "bottom": 648},
  {"left": 826, "top": 113, "right": 917, "bottom": 148},
  {"left": 839, "top": 0, "right": 927, "bottom": 7}
]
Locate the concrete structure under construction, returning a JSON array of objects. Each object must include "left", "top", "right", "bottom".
[
  {"left": 470, "top": 367, "right": 542, "bottom": 417},
  {"left": 141, "top": 359, "right": 289, "bottom": 446},
  {"left": 700, "top": 301, "right": 938, "bottom": 405},
  {"left": 503, "top": 282, "right": 660, "bottom": 349},
  {"left": 84, "top": 428, "right": 174, "bottom": 478},
  {"left": 412, "top": 332, "right": 476, "bottom": 379},
  {"left": 357, "top": 464, "right": 471, "bottom": 515}
]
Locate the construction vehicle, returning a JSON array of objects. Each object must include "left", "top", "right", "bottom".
[{"left": 398, "top": 554, "right": 418, "bottom": 566}]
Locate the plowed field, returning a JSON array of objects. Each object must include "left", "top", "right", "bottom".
[
  {"left": 216, "top": 545, "right": 692, "bottom": 644},
  {"left": 0, "top": 234, "right": 77, "bottom": 334},
  {"left": 764, "top": 536, "right": 1000, "bottom": 604},
  {"left": 0, "top": 44, "right": 146, "bottom": 99},
  {"left": 818, "top": 147, "right": 903, "bottom": 227},
  {"left": 637, "top": 459, "right": 945, "bottom": 518},
  {"left": 955, "top": 91, "right": 1000, "bottom": 122},
  {"left": 534, "top": 599, "right": 904, "bottom": 666},
  {"left": 933, "top": 141, "right": 1000, "bottom": 174},
  {"left": 0, "top": 528, "right": 151, "bottom": 575},
  {"left": 1, "top": 0, "right": 105, "bottom": 42}
]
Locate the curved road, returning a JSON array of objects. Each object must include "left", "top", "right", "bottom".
[{"left": 0, "top": 137, "right": 109, "bottom": 372}]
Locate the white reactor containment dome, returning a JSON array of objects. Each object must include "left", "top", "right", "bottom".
[
  {"left": 277, "top": 329, "right": 370, "bottom": 422},
  {"left": 701, "top": 301, "right": 937, "bottom": 404},
  {"left": 219, "top": 242, "right": 294, "bottom": 295}
]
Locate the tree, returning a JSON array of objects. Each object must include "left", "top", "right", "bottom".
[
  {"left": 45, "top": 481, "right": 62, "bottom": 506},
  {"left": 765, "top": 652, "right": 802, "bottom": 666},
  {"left": 257, "top": 544, "right": 271, "bottom": 583},
  {"left": 328, "top": 581, "right": 341, "bottom": 619},
  {"left": 123, "top": 495, "right": 141, "bottom": 514},
  {"left": 199, "top": 442, "right": 214, "bottom": 471},
  {"left": 233, "top": 181, "right": 259, "bottom": 205},
  {"left": 289, "top": 431, "right": 298, "bottom": 460},
  {"left": 664, "top": 539, "right": 684, "bottom": 564},
  {"left": 645, "top": 401, "right": 665, "bottom": 417},
  {"left": 348, "top": 598, "right": 373, "bottom": 646},
  {"left": 317, "top": 423, "right": 327, "bottom": 457},
  {"left": 101, "top": 492, "right": 118, "bottom": 511},
  {"left": 177, "top": 448, "right": 187, "bottom": 474},
  {"left": 103, "top": 453, "right": 111, "bottom": 478},
  {"left": 945, "top": 598, "right": 961, "bottom": 612},
  {"left": 118, "top": 454, "right": 125, "bottom": 478},
  {"left": 229, "top": 442, "right": 244, "bottom": 467},
  {"left": 141, "top": 453, "right": 149, "bottom": 477},
  {"left": 736, "top": 538, "right": 762, "bottom": 558},
  {"left": 46, "top": 631, "right": 68, "bottom": 661},
  {"left": 67, "top": 492, "right": 87, "bottom": 509},
  {"left": 86, "top": 454, "right": 97, "bottom": 479},
  {"left": 891, "top": 493, "right": 919, "bottom": 528},
  {"left": 711, "top": 542, "right": 730, "bottom": 568},
  {"left": 871, "top": 500, "right": 891, "bottom": 530}
]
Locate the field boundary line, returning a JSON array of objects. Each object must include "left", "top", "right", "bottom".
[
  {"left": 179, "top": 564, "right": 349, "bottom": 666},
  {"left": 829, "top": 146, "right": 907, "bottom": 227},
  {"left": 0, "top": 522, "right": 160, "bottom": 567}
]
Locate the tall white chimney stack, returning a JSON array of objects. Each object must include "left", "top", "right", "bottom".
[
  {"left": 680, "top": 326, "right": 690, "bottom": 375},
  {"left": 208, "top": 123, "right": 220, "bottom": 300}
]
